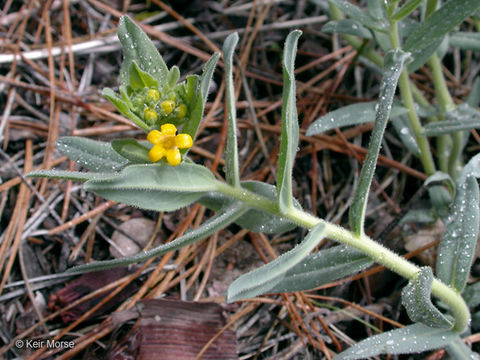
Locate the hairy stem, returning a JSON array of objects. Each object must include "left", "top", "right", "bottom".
[{"left": 215, "top": 181, "right": 470, "bottom": 332}]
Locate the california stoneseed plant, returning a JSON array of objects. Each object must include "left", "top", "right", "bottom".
[{"left": 28, "top": 5, "right": 480, "bottom": 358}]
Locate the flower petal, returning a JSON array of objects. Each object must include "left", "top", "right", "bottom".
[
  {"left": 165, "top": 148, "right": 181, "bottom": 166},
  {"left": 175, "top": 134, "right": 193, "bottom": 149},
  {"left": 160, "top": 123, "right": 177, "bottom": 135},
  {"left": 147, "top": 130, "right": 163, "bottom": 144},
  {"left": 149, "top": 145, "right": 165, "bottom": 162}
]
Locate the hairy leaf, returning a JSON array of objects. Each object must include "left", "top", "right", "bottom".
[
  {"left": 227, "top": 223, "right": 326, "bottom": 302},
  {"left": 111, "top": 139, "right": 151, "bottom": 163},
  {"left": 56, "top": 136, "right": 128, "bottom": 172},
  {"left": 322, "top": 20, "right": 372, "bottom": 39}
]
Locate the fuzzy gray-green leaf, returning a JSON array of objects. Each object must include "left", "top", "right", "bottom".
[
  {"left": 450, "top": 32, "right": 480, "bottom": 52},
  {"left": 334, "top": 323, "right": 459, "bottom": 359},
  {"left": 83, "top": 163, "right": 217, "bottom": 212},
  {"left": 436, "top": 174, "right": 480, "bottom": 292},
  {"left": 328, "top": 0, "right": 387, "bottom": 31},
  {"left": 322, "top": 20, "right": 372, "bottom": 39},
  {"left": 423, "top": 104, "right": 480, "bottom": 136},
  {"left": 349, "top": 50, "right": 409, "bottom": 235},
  {"left": 404, "top": 0, "right": 480, "bottom": 71},
  {"left": 401, "top": 267, "right": 452, "bottom": 328},
  {"left": 266, "top": 246, "right": 372, "bottom": 293},
  {"left": 277, "top": 30, "right": 301, "bottom": 212},
  {"left": 306, "top": 102, "right": 407, "bottom": 135},
  {"left": 445, "top": 337, "right": 480, "bottom": 360},
  {"left": 118, "top": 15, "right": 168, "bottom": 86},
  {"left": 56, "top": 136, "right": 128, "bottom": 172},
  {"left": 181, "top": 53, "right": 220, "bottom": 148},
  {"left": 67, "top": 202, "right": 248, "bottom": 273},
  {"left": 222, "top": 32, "right": 240, "bottom": 187},
  {"left": 26, "top": 170, "right": 116, "bottom": 182},
  {"left": 391, "top": 0, "right": 423, "bottom": 21},
  {"left": 102, "top": 88, "right": 149, "bottom": 131},
  {"left": 227, "top": 223, "right": 326, "bottom": 302}
]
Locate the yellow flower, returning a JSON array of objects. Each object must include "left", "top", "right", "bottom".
[{"left": 147, "top": 124, "right": 193, "bottom": 166}]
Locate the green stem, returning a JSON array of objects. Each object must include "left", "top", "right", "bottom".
[
  {"left": 389, "top": 20, "right": 436, "bottom": 175},
  {"left": 428, "top": 54, "right": 462, "bottom": 178},
  {"left": 215, "top": 181, "right": 470, "bottom": 332}
]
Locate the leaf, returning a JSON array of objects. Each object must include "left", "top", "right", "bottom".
[
  {"left": 67, "top": 202, "right": 248, "bottom": 273},
  {"left": 322, "top": 20, "right": 372, "bottom": 39},
  {"left": 445, "top": 336, "right": 480, "bottom": 360},
  {"left": 306, "top": 101, "right": 408, "bottom": 135},
  {"left": 391, "top": 0, "right": 423, "bottom": 21},
  {"left": 199, "top": 181, "right": 300, "bottom": 234},
  {"left": 391, "top": 115, "right": 420, "bottom": 156},
  {"left": 165, "top": 65, "right": 180, "bottom": 90},
  {"left": 26, "top": 170, "right": 116, "bottom": 182},
  {"left": 56, "top": 137, "right": 128, "bottom": 172},
  {"left": 277, "top": 30, "right": 301, "bottom": 212},
  {"left": 327, "top": 0, "right": 387, "bottom": 32},
  {"left": 467, "top": 77, "right": 480, "bottom": 108},
  {"left": 102, "top": 88, "right": 149, "bottom": 131},
  {"left": 222, "top": 32, "right": 240, "bottom": 187},
  {"left": 118, "top": 15, "right": 168, "bottom": 86},
  {"left": 181, "top": 52, "right": 220, "bottom": 148},
  {"left": 111, "top": 139, "right": 151, "bottom": 163},
  {"left": 83, "top": 163, "right": 218, "bottom": 212},
  {"left": 462, "top": 281, "right": 480, "bottom": 308},
  {"left": 128, "top": 61, "right": 159, "bottom": 89},
  {"left": 227, "top": 223, "right": 327, "bottom": 302},
  {"left": 423, "top": 104, "right": 480, "bottom": 136},
  {"left": 404, "top": 0, "right": 480, "bottom": 71},
  {"left": 334, "top": 323, "right": 459, "bottom": 359},
  {"left": 450, "top": 32, "right": 480, "bottom": 52},
  {"left": 349, "top": 50, "right": 409, "bottom": 235},
  {"left": 401, "top": 267, "right": 452, "bottom": 328},
  {"left": 266, "top": 245, "right": 372, "bottom": 293},
  {"left": 436, "top": 174, "right": 479, "bottom": 292}
]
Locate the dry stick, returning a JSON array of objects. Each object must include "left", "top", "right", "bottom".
[
  {"left": 17, "top": 140, "right": 49, "bottom": 333},
  {"left": 193, "top": 233, "right": 218, "bottom": 301},
  {"left": 48, "top": 200, "right": 116, "bottom": 235},
  {"left": 151, "top": 0, "right": 220, "bottom": 53}
]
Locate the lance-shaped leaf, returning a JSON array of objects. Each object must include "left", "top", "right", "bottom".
[
  {"left": 349, "top": 50, "right": 409, "bottom": 235},
  {"left": 322, "top": 20, "right": 372, "bottom": 39},
  {"left": 391, "top": 0, "right": 423, "bottom": 21},
  {"left": 118, "top": 15, "right": 168, "bottom": 86},
  {"left": 450, "top": 32, "right": 480, "bottom": 52},
  {"left": 102, "top": 88, "right": 149, "bottom": 131},
  {"left": 306, "top": 102, "right": 407, "bottom": 135},
  {"left": 56, "top": 137, "right": 128, "bottom": 172},
  {"left": 83, "top": 163, "right": 218, "bottom": 212},
  {"left": 266, "top": 245, "right": 372, "bottom": 293},
  {"left": 334, "top": 323, "right": 459, "bottom": 359},
  {"left": 401, "top": 267, "right": 452, "bottom": 328},
  {"left": 423, "top": 104, "right": 480, "bottom": 136},
  {"left": 436, "top": 167, "right": 480, "bottom": 292},
  {"left": 391, "top": 115, "right": 420, "bottom": 156},
  {"left": 462, "top": 281, "right": 480, "bottom": 308},
  {"left": 128, "top": 61, "right": 159, "bottom": 89},
  {"left": 111, "top": 139, "right": 151, "bottom": 163},
  {"left": 328, "top": 0, "right": 387, "bottom": 31},
  {"left": 199, "top": 181, "right": 300, "bottom": 234},
  {"left": 26, "top": 170, "right": 117, "bottom": 182},
  {"left": 277, "top": 30, "right": 301, "bottom": 212},
  {"left": 181, "top": 52, "right": 220, "bottom": 149},
  {"left": 67, "top": 202, "right": 248, "bottom": 273},
  {"left": 445, "top": 336, "right": 480, "bottom": 360},
  {"left": 222, "top": 32, "right": 240, "bottom": 187},
  {"left": 404, "top": 0, "right": 480, "bottom": 71},
  {"left": 227, "top": 223, "right": 326, "bottom": 302}
]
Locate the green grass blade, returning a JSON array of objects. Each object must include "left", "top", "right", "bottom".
[
  {"left": 277, "top": 30, "right": 301, "bottom": 212},
  {"left": 349, "top": 50, "right": 409, "bottom": 235}
]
